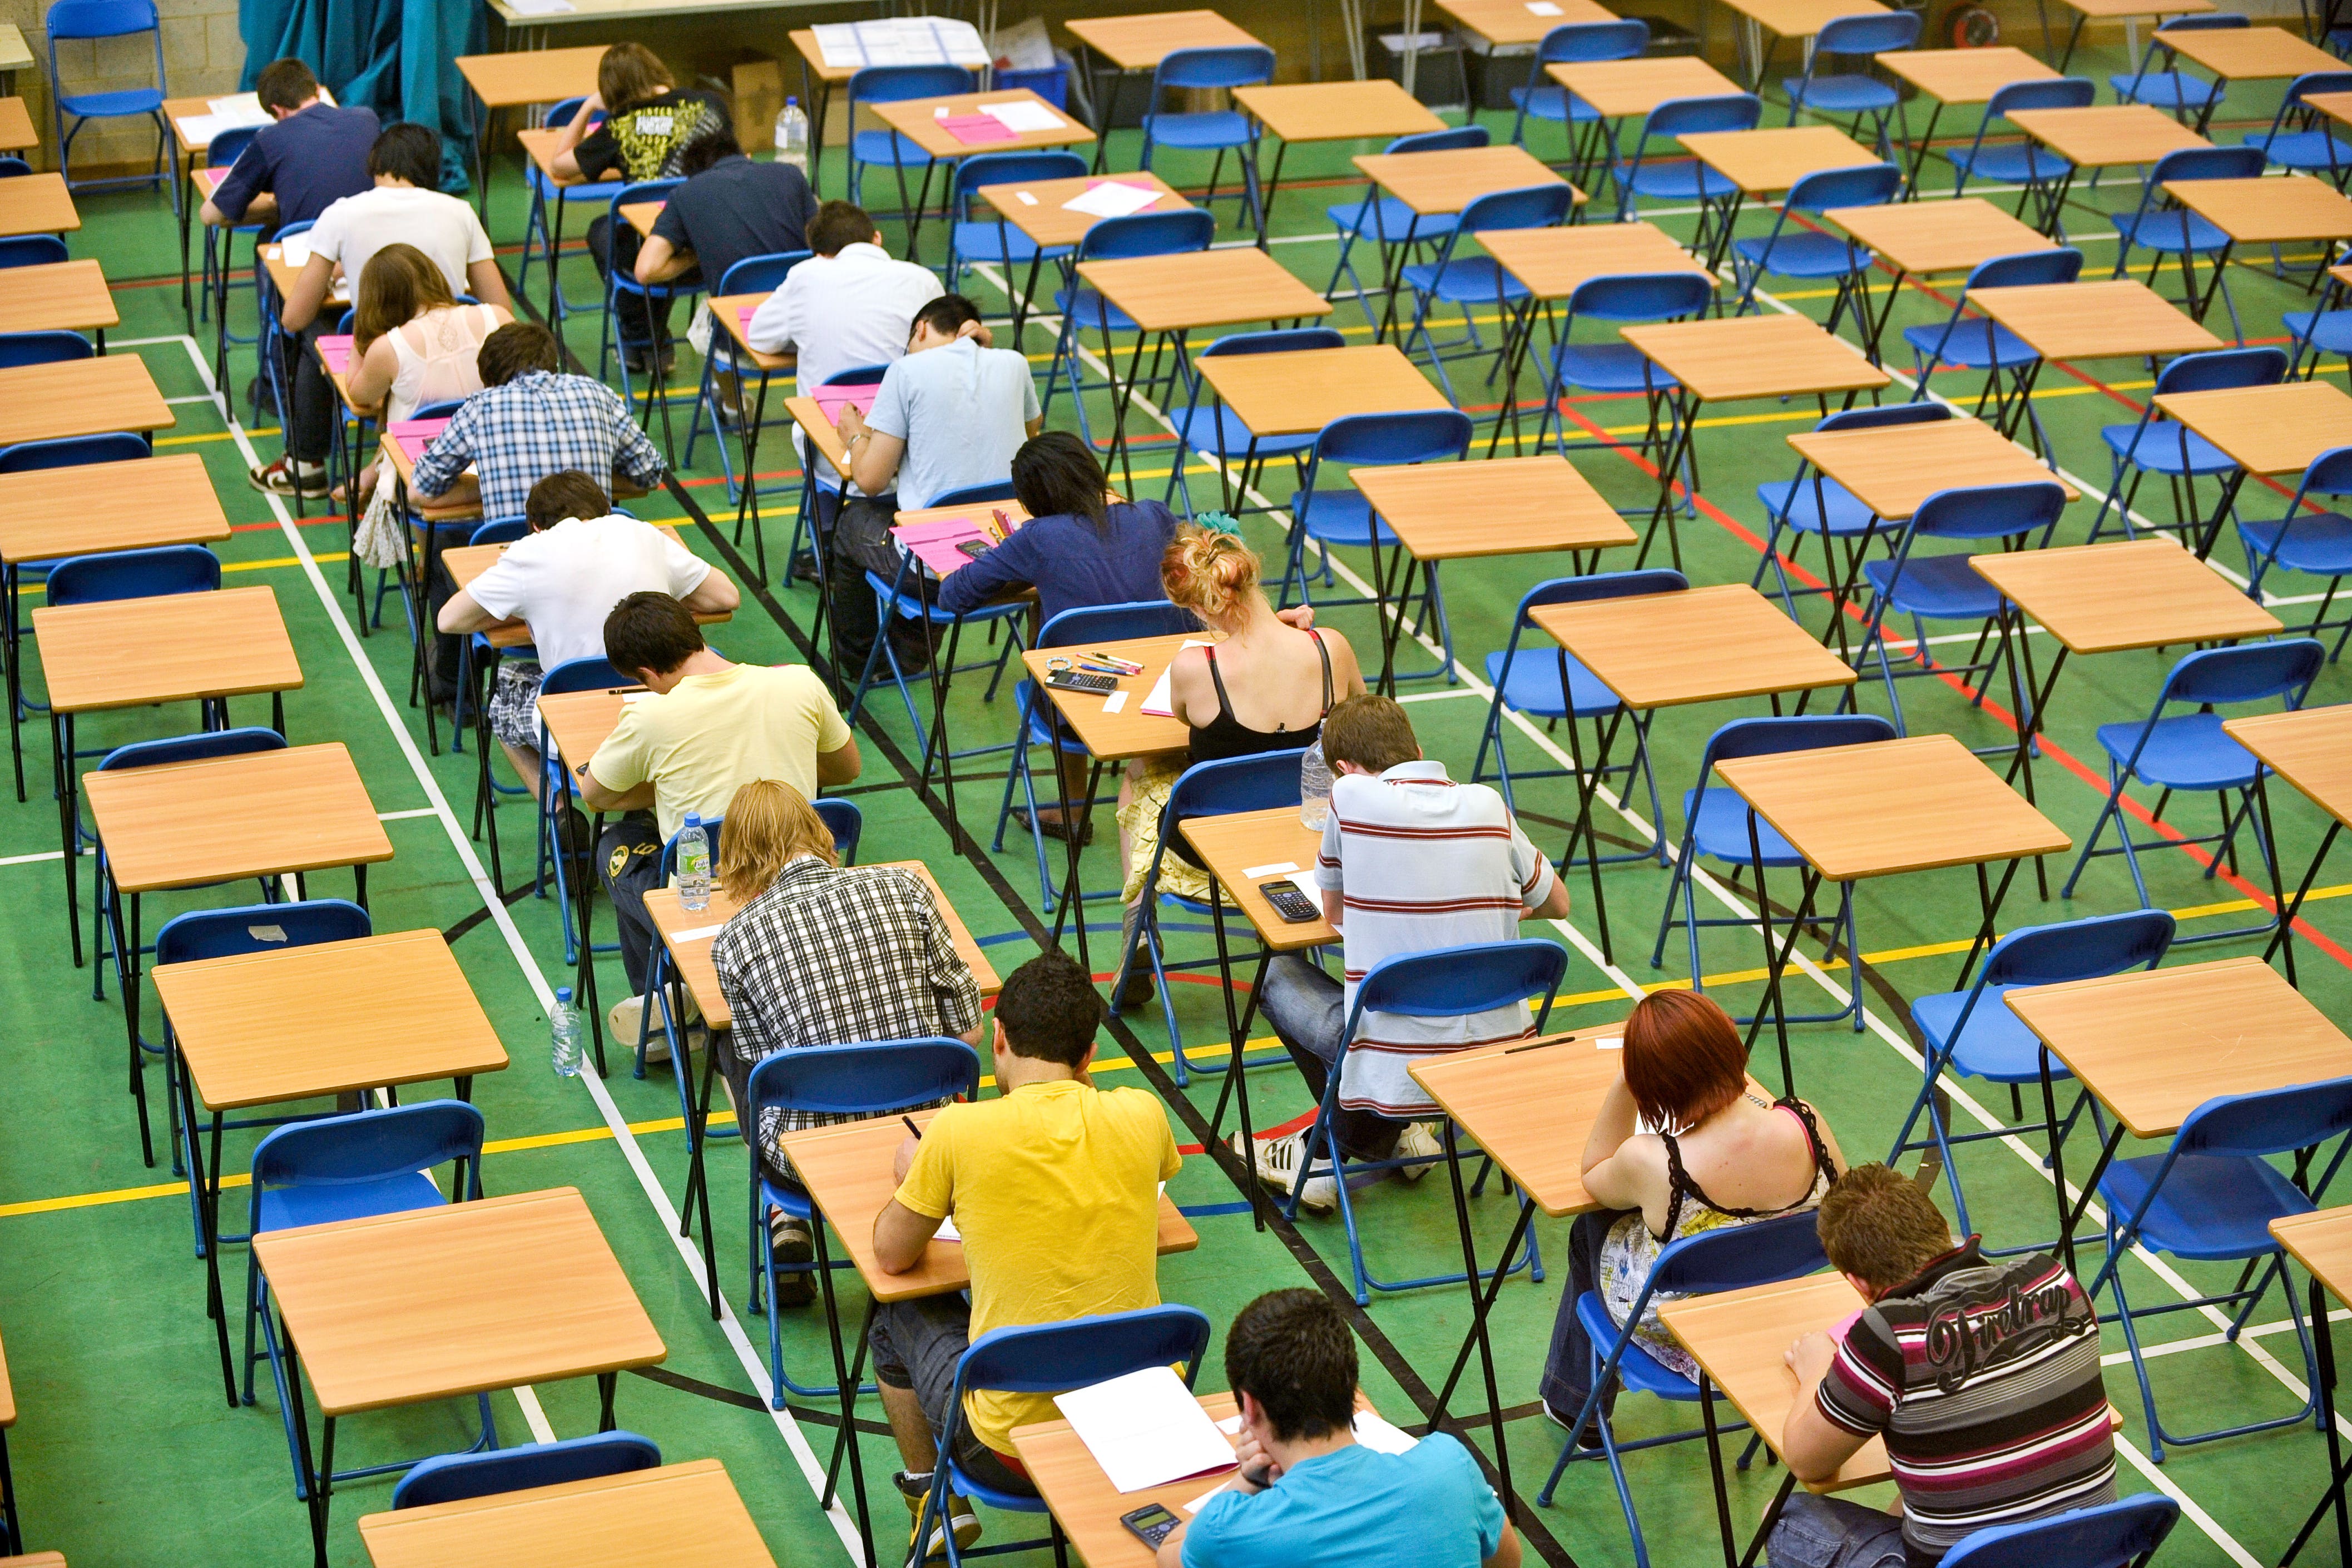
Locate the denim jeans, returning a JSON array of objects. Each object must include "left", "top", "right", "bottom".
[
  {"left": 1765, "top": 1494, "right": 1909, "bottom": 1568},
  {"left": 1538, "top": 1207, "right": 1636, "bottom": 1425},
  {"left": 1256, "top": 954, "right": 1400, "bottom": 1162},
  {"left": 869, "top": 1295, "right": 1038, "bottom": 1498}
]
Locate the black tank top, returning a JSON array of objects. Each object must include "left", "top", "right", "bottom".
[{"left": 1187, "top": 631, "right": 1335, "bottom": 767}]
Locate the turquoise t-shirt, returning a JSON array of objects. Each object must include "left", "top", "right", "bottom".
[{"left": 1179, "top": 1436, "right": 1504, "bottom": 1568}]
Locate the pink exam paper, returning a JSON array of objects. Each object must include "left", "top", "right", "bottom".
[
  {"left": 812, "top": 384, "right": 875, "bottom": 423},
  {"left": 390, "top": 415, "right": 451, "bottom": 463},
  {"left": 941, "top": 113, "right": 1018, "bottom": 146},
  {"left": 892, "top": 516, "right": 988, "bottom": 577},
  {"left": 317, "top": 335, "right": 354, "bottom": 375},
  {"left": 737, "top": 304, "right": 756, "bottom": 335}
]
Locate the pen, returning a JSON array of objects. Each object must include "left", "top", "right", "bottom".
[
  {"left": 902, "top": 1115, "right": 923, "bottom": 1139},
  {"left": 1085, "top": 651, "right": 1145, "bottom": 673}
]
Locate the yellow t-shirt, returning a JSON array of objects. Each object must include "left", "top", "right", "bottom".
[
  {"left": 585, "top": 662, "right": 850, "bottom": 841},
  {"left": 893, "top": 1079, "right": 1182, "bottom": 1455}
]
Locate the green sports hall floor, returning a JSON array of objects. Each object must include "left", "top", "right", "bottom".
[{"left": 13, "top": 49, "right": 2352, "bottom": 1566}]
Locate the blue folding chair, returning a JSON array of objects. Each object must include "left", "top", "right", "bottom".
[
  {"left": 1509, "top": 19, "right": 1651, "bottom": 187},
  {"left": 1887, "top": 909, "right": 2173, "bottom": 1251},
  {"left": 1398, "top": 183, "right": 1578, "bottom": 404},
  {"left": 1781, "top": 11, "right": 1922, "bottom": 161},
  {"left": 1538, "top": 1210, "right": 1829, "bottom": 1568},
  {"left": 1530, "top": 270, "right": 1715, "bottom": 463},
  {"left": 1942, "top": 1495, "right": 2180, "bottom": 1568},
  {"left": 535, "top": 655, "right": 630, "bottom": 967},
  {"left": 914, "top": 1306, "right": 1215, "bottom": 1568},
  {"left": 46, "top": 0, "right": 176, "bottom": 207},
  {"left": 448, "top": 515, "right": 530, "bottom": 764},
  {"left": 598, "top": 177, "right": 697, "bottom": 448},
  {"left": 944, "top": 150, "right": 1088, "bottom": 306},
  {"left": 1164, "top": 327, "right": 1343, "bottom": 516},
  {"left": 519, "top": 96, "right": 625, "bottom": 323},
  {"left": 631, "top": 814, "right": 724, "bottom": 1081},
  {"left": 0, "top": 235, "right": 66, "bottom": 270},
  {"left": 0, "top": 156, "right": 28, "bottom": 177},
  {"left": 2110, "top": 145, "right": 2266, "bottom": 343},
  {"left": 1947, "top": 78, "right": 2096, "bottom": 233},
  {"left": 814, "top": 797, "right": 863, "bottom": 864},
  {"left": 1851, "top": 482, "right": 2070, "bottom": 746},
  {"left": 1651, "top": 716, "right": 1894, "bottom": 1034},
  {"left": 199, "top": 126, "right": 261, "bottom": 391},
  {"left": 682, "top": 251, "right": 810, "bottom": 574},
  {"left": 2287, "top": 243, "right": 2352, "bottom": 379},
  {"left": 2087, "top": 346, "right": 2285, "bottom": 548},
  {"left": 847, "top": 64, "right": 975, "bottom": 256},
  {"left": 395, "top": 1431, "right": 661, "bottom": 1508},
  {"left": 244, "top": 1103, "right": 492, "bottom": 1496},
  {"left": 2061, "top": 640, "right": 2325, "bottom": 937},
  {"left": 783, "top": 363, "right": 890, "bottom": 591},
  {"left": 253, "top": 217, "right": 313, "bottom": 431},
  {"left": 2241, "top": 444, "right": 2352, "bottom": 660},
  {"left": 2112, "top": 12, "right": 2246, "bottom": 124},
  {"left": 2246, "top": 70, "right": 2352, "bottom": 183},
  {"left": 44, "top": 545, "right": 225, "bottom": 801},
  {"left": 0, "top": 330, "right": 92, "bottom": 367},
  {"left": 1729, "top": 163, "right": 1903, "bottom": 331},
  {"left": 1473, "top": 571, "right": 1683, "bottom": 854},
  {"left": 1324, "top": 125, "right": 1489, "bottom": 331},
  {"left": 1611, "top": 95, "right": 1761, "bottom": 235},
  {"left": 2089, "top": 1075, "right": 2352, "bottom": 1460},
  {"left": 747, "top": 1038, "right": 981, "bottom": 1406},
  {"left": 1139, "top": 46, "right": 1276, "bottom": 240},
  {"left": 1904, "top": 247, "right": 2083, "bottom": 456},
  {"left": 1754, "top": 401, "right": 1950, "bottom": 621},
  {"left": 993, "top": 600, "right": 1195, "bottom": 912},
  {"left": 1279, "top": 410, "right": 1470, "bottom": 686},
  {"left": 1042, "top": 209, "right": 1216, "bottom": 453},
  {"left": 1290, "top": 940, "right": 1566, "bottom": 1304}
]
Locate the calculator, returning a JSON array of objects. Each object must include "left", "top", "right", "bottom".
[
  {"left": 1260, "top": 881, "right": 1321, "bottom": 924},
  {"left": 955, "top": 537, "right": 992, "bottom": 559},
  {"left": 1044, "top": 669, "right": 1120, "bottom": 694},
  {"left": 1121, "top": 1504, "right": 1183, "bottom": 1549}
]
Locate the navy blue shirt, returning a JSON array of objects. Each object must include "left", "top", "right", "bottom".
[
  {"left": 210, "top": 101, "right": 379, "bottom": 228},
  {"left": 649, "top": 153, "right": 818, "bottom": 294},
  {"left": 935, "top": 499, "right": 1180, "bottom": 625}
]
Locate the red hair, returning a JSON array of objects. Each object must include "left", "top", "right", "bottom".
[{"left": 1621, "top": 990, "right": 1748, "bottom": 1134}]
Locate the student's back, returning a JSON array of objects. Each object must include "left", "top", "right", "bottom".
[
  {"left": 1184, "top": 1435, "right": 1503, "bottom": 1568},
  {"left": 217, "top": 101, "right": 379, "bottom": 228},
  {"left": 744, "top": 201, "right": 943, "bottom": 391},
  {"left": 653, "top": 152, "right": 817, "bottom": 290},
  {"left": 865, "top": 335, "right": 1038, "bottom": 509}
]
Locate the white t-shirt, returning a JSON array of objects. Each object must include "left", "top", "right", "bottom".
[
  {"left": 308, "top": 183, "right": 494, "bottom": 297},
  {"left": 464, "top": 513, "right": 711, "bottom": 671},
  {"left": 744, "top": 241, "right": 943, "bottom": 394}
]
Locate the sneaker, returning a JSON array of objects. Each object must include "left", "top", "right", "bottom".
[
  {"left": 768, "top": 1215, "right": 815, "bottom": 1308},
  {"left": 1393, "top": 1122, "right": 1445, "bottom": 1182},
  {"left": 1234, "top": 1129, "right": 1336, "bottom": 1217},
  {"left": 250, "top": 456, "right": 329, "bottom": 498},
  {"left": 894, "top": 1472, "right": 982, "bottom": 1560},
  {"left": 1542, "top": 1400, "right": 1606, "bottom": 1451},
  {"left": 607, "top": 993, "right": 707, "bottom": 1065}
]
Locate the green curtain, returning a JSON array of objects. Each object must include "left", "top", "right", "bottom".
[{"left": 236, "top": 0, "right": 486, "bottom": 192}]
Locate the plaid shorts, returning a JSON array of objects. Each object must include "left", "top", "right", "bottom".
[{"left": 487, "top": 660, "right": 546, "bottom": 751}]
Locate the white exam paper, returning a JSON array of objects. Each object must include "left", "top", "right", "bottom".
[
  {"left": 278, "top": 237, "right": 311, "bottom": 269},
  {"left": 174, "top": 114, "right": 228, "bottom": 147},
  {"left": 1186, "top": 1411, "right": 1416, "bottom": 1512},
  {"left": 1240, "top": 861, "right": 1300, "bottom": 880},
  {"left": 1062, "top": 181, "right": 1162, "bottom": 220},
  {"left": 207, "top": 93, "right": 270, "bottom": 126},
  {"left": 1100, "top": 690, "right": 1128, "bottom": 714},
  {"left": 507, "top": 0, "right": 578, "bottom": 14},
  {"left": 814, "top": 17, "right": 989, "bottom": 69},
  {"left": 1528, "top": 1, "right": 1566, "bottom": 12},
  {"left": 983, "top": 98, "right": 1066, "bottom": 133},
  {"left": 1055, "top": 1366, "right": 1236, "bottom": 1494},
  {"left": 674, "top": 922, "right": 726, "bottom": 943},
  {"left": 1141, "top": 641, "right": 1212, "bottom": 717}
]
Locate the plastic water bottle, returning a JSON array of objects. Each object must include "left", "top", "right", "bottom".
[
  {"left": 1300, "top": 738, "right": 1332, "bottom": 829},
  {"left": 678, "top": 812, "right": 712, "bottom": 911},
  {"left": 551, "top": 986, "right": 583, "bottom": 1079},
  {"left": 774, "top": 97, "right": 810, "bottom": 176}
]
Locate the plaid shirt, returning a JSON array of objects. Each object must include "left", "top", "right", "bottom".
[
  {"left": 711, "top": 856, "right": 984, "bottom": 1162},
  {"left": 409, "top": 370, "right": 666, "bottom": 523}
]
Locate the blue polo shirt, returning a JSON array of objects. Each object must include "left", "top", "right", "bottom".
[
  {"left": 210, "top": 101, "right": 379, "bottom": 228},
  {"left": 1180, "top": 1436, "right": 1505, "bottom": 1568}
]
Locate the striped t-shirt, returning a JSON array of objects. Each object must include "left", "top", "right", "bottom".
[
  {"left": 1311, "top": 760, "right": 1558, "bottom": 1117},
  {"left": 1815, "top": 1239, "right": 2115, "bottom": 1566}
]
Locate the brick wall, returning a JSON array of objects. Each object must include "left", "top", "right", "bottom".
[{"left": 6, "top": 0, "right": 241, "bottom": 176}]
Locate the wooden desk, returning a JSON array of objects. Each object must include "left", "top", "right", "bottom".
[
  {"left": 1883, "top": 45, "right": 2060, "bottom": 106},
  {"left": 375, "top": 424, "right": 480, "bottom": 523},
  {"left": 2162, "top": 173, "right": 2352, "bottom": 248},
  {"left": 1969, "top": 277, "right": 2221, "bottom": 361},
  {"left": 454, "top": 46, "right": 605, "bottom": 110},
  {"left": 444, "top": 527, "right": 721, "bottom": 649},
  {"left": 1548, "top": 56, "right": 1744, "bottom": 120},
  {"left": 1436, "top": 0, "right": 1620, "bottom": 45},
  {"left": 1624, "top": 312, "right": 1887, "bottom": 405},
  {"left": 2161, "top": 23, "right": 2341, "bottom": 88},
  {"left": 1235, "top": 79, "right": 1443, "bottom": 144},
  {"left": 0, "top": 353, "right": 169, "bottom": 448},
  {"left": 0, "top": 259, "right": 114, "bottom": 338},
  {"left": 2005, "top": 103, "right": 2210, "bottom": 204},
  {"left": 1012, "top": 1392, "right": 1240, "bottom": 1568},
  {"left": 0, "top": 97, "right": 34, "bottom": 152},
  {"left": 516, "top": 126, "right": 580, "bottom": 195},
  {"left": 1826, "top": 196, "right": 2056, "bottom": 278},
  {"left": 707, "top": 290, "right": 791, "bottom": 375},
  {"left": 2311, "top": 89, "right": 2352, "bottom": 133},
  {"left": 83, "top": 741, "right": 390, "bottom": 896},
  {"left": 1478, "top": 219, "right": 1711, "bottom": 299},
  {"left": 2226, "top": 702, "right": 2352, "bottom": 982},
  {"left": 1681, "top": 125, "right": 1884, "bottom": 196},
  {"left": 1192, "top": 342, "right": 1449, "bottom": 440},
  {"left": 2267, "top": 1205, "right": 2352, "bottom": 1566},
  {"left": 1658, "top": 1273, "right": 1885, "bottom": 1492},
  {"left": 1356, "top": 451, "right": 1638, "bottom": 559},
  {"left": 1412, "top": 1027, "right": 1627, "bottom": 1220},
  {"left": 869, "top": 90, "right": 1093, "bottom": 161},
  {"left": 1718, "top": 0, "right": 1889, "bottom": 88},
  {"left": 2153, "top": 378, "right": 2352, "bottom": 477},
  {"left": 1787, "top": 416, "right": 2076, "bottom": 523},
  {"left": 621, "top": 200, "right": 663, "bottom": 241},
  {"left": 1177, "top": 807, "right": 1336, "bottom": 955},
  {"left": 255, "top": 1187, "right": 666, "bottom": 1563},
  {"left": 785, "top": 395, "right": 855, "bottom": 478},
  {"left": 33, "top": 584, "right": 300, "bottom": 717},
  {"left": 0, "top": 454, "right": 226, "bottom": 564},
  {"left": 1075, "top": 246, "right": 1333, "bottom": 335},
  {"left": 0, "top": 172, "right": 77, "bottom": 236},
  {"left": 977, "top": 172, "right": 1189, "bottom": 250},
  {"left": 1352, "top": 143, "right": 1577, "bottom": 216},
  {"left": 359, "top": 1458, "right": 775, "bottom": 1568},
  {"left": 1065, "top": 11, "right": 1265, "bottom": 67}
]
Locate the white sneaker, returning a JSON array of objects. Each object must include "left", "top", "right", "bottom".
[
  {"left": 1393, "top": 1121, "right": 1445, "bottom": 1182},
  {"left": 608, "top": 993, "right": 705, "bottom": 1066},
  {"left": 1234, "top": 1130, "right": 1337, "bottom": 1216}
]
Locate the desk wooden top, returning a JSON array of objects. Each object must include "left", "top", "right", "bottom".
[
  {"left": 0, "top": 96, "right": 36, "bottom": 152},
  {"left": 1786, "top": 417, "right": 2077, "bottom": 522},
  {"left": 263, "top": 239, "right": 351, "bottom": 313},
  {"left": 1720, "top": 733, "right": 2070, "bottom": 881},
  {"left": 358, "top": 1458, "right": 775, "bottom": 1568},
  {"left": 1021, "top": 632, "right": 1201, "bottom": 761},
  {"left": 645, "top": 859, "right": 1001, "bottom": 1031},
  {"left": 252, "top": 1187, "right": 664, "bottom": 1417},
  {"left": 786, "top": 395, "right": 854, "bottom": 477},
  {"left": 0, "top": 453, "right": 227, "bottom": 564},
  {"left": 787, "top": 29, "right": 859, "bottom": 85},
  {"left": 0, "top": 352, "right": 170, "bottom": 447},
  {"left": 2162, "top": 23, "right": 2341, "bottom": 80},
  {"left": 2271, "top": 1208, "right": 2352, "bottom": 1307},
  {"left": 0, "top": 23, "right": 27, "bottom": 70},
  {"left": 1717, "top": 0, "right": 1890, "bottom": 33},
  {"left": 621, "top": 199, "right": 662, "bottom": 241},
  {"left": 2006, "top": 956, "right": 2351, "bottom": 1138},
  {"left": 518, "top": 126, "right": 582, "bottom": 191},
  {"left": 82, "top": 742, "right": 392, "bottom": 894},
  {"left": 0, "top": 171, "right": 78, "bottom": 236},
  {"left": 1971, "top": 538, "right": 2279, "bottom": 654},
  {"left": 1012, "top": 1392, "right": 1240, "bottom": 1568},
  {"left": 1410, "top": 1026, "right": 1630, "bottom": 1216},
  {"left": 1881, "top": 46, "right": 2062, "bottom": 104},
  {"left": 1548, "top": 55, "right": 1744, "bottom": 119},
  {"left": 1660, "top": 1274, "right": 1887, "bottom": 1492},
  {"left": 537, "top": 686, "right": 637, "bottom": 776},
  {"left": 155, "top": 929, "right": 508, "bottom": 1112},
  {"left": 1681, "top": 125, "right": 1885, "bottom": 195},
  {"left": 1531, "top": 582, "right": 1858, "bottom": 709},
  {"left": 1351, "top": 143, "right": 1579, "bottom": 216},
  {"left": 1176, "top": 806, "right": 1336, "bottom": 953},
  {"left": 1476, "top": 219, "right": 1712, "bottom": 299},
  {"left": 0, "top": 1557, "right": 63, "bottom": 1567},
  {"left": 710, "top": 290, "right": 791, "bottom": 375},
  {"left": 977, "top": 172, "right": 1190, "bottom": 249},
  {"left": 2162, "top": 173, "right": 2352, "bottom": 245},
  {"left": 0, "top": 1324, "right": 12, "bottom": 1427},
  {"left": 455, "top": 46, "right": 606, "bottom": 108},
  {"left": 1969, "top": 277, "right": 2222, "bottom": 361},
  {"left": 2153, "top": 379, "right": 2352, "bottom": 475},
  {"left": 1623, "top": 312, "right": 1889, "bottom": 403},
  {"left": 778, "top": 1113, "right": 1198, "bottom": 1302},
  {"left": 33, "top": 584, "right": 301, "bottom": 714},
  {"left": 1436, "top": 0, "right": 1621, "bottom": 43},
  {"left": 1234, "top": 79, "right": 1444, "bottom": 143},
  {"left": 2007, "top": 103, "right": 2211, "bottom": 168},
  {"left": 377, "top": 424, "right": 480, "bottom": 521},
  {"left": 1352, "top": 451, "right": 1638, "bottom": 557},
  {"left": 870, "top": 91, "right": 1093, "bottom": 160},
  {"left": 1825, "top": 195, "right": 2058, "bottom": 275},
  {"left": 2225, "top": 703, "right": 2352, "bottom": 827},
  {"left": 2310, "top": 90, "right": 2352, "bottom": 132},
  {"left": 1076, "top": 246, "right": 1333, "bottom": 333},
  {"left": 1065, "top": 10, "right": 1265, "bottom": 67},
  {"left": 1193, "top": 342, "right": 1449, "bottom": 436},
  {"left": 0, "top": 258, "right": 113, "bottom": 335}
]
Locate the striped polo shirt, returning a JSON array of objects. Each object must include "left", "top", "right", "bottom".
[
  {"left": 1311, "top": 760, "right": 1558, "bottom": 1117},
  {"left": 1816, "top": 1239, "right": 2115, "bottom": 1565}
]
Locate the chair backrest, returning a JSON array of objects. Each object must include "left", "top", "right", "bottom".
[
  {"left": 1981, "top": 909, "right": 2175, "bottom": 990},
  {"left": 2175, "top": 1075, "right": 2352, "bottom": 1160},
  {"left": 155, "top": 899, "right": 372, "bottom": 967},
  {"left": 953, "top": 150, "right": 1090, "bottom": 207},
  {"left": 409, "top": 395, "right": 468, "bottom": 422},
  {"left": 1814, "top": 9, "right": 1921, "bottom": 53},
  {"left": 1567, "top": 270, "right": 1716, "bottom": 323},
  {"left": 817, "top": 363, "right": 892, "bottom": 393},
  {"left": 1538, "top": 18, "right": 1651, "bottom": 62},
  {"left": 2286, "top": 69, "right": 2352, "bottom": 107},
  {"left": 0, "top": 431, "right": 147, "bottom": 472},
  {"left": 1784, "top": 162, "right": 1903, "bottom": 214},
  {"left": 1314, "top": 408, "right": 1473, "bottom": 468},
  {"left": 1815, "top": 400, "right": 1951, "bottom": 435},
  {"left": 716, "top": 249, "right": 810, "bottom": 298},
  {"left": 1038, "top": 599, "right": 1196, "bottom": 649},
  {"left": 657, "top": 813, "right": 721, "bottom": 880},
  {"left": 1988, "top": 76, "right": 2097, "bottom": 117},
  {"left": 2299, "top": 443, "right": 2352, "bottom": 498},
  {"left": 1164, "top": 748, "right": 1306, "bottom": 830},
  {"left": 538, "top": 654, "right": 629, "bottom": 696},
  {"left": 0, "top": 235, "right": 66, "bottom": 269},
  {"left": 394, "top": 1432, "right": 663, "bottom": 1510},
  {"left": 746, "top": 1038, "right": 982, "bottom": 1122},
  {"left": 1351, "top": 939, "right": 1569, "bottom": 1026},
  {"left": 97, "top": 726, "right": 284, "bottom": 774},
  {"left": 1909, "top": 480, "right": 2069, "bottom": 543},
  {"left": 2152, "top": 344, "right": 2287, "bottom": 396},
  {"left": 1645, "top": 93, "right": 1764, "bottom": 138},
  {"left": 1455, "top": 182, "right": 1578, "bottom": 234},
  {"left": 467, "top": 517, "right": 527, "bottom": 550},
  {"left": 0, "top": 156, "right": 27, "bottom": 177},
  {"left": 1940, "top": 1494, "right": 2180, "bottom": 1568},
  {"left": 1154, "top": 44, "right": 1276, "bottom": 93},
  {"left": 932, "top": 479, "right": 1019, "bottom": 508},
  {"left": 206, "top": 125, "right": 258, "bottom": 168},
  {"left": 547, "top": 95, "right": 593, "bottom": 131},
  {"left": 849, "top": 64, "right": 976, "bottom": 106},
  {"left": 1650, "top": 1207, "right": 1829, "bottom": 1296},
  {"left": 2147, "top": 145, "right": 2267, "bottom": 189},
  {"left": 954, "top": 1304, "right": 1215, "bottom": 1397},
  {"left": 45, "top": 543, "right": 220, "bottom": 607},
  {"left": 1201, "top": 327, "right": 1347, "bottom": 359},
  {"left": 1075, "top": 207, "right": 1216, "bottom": 262},
  {"left": 1965, "top": 246, "right": 2083, "bottom": 291},
  {"left": 251, "top": 1099, "right": 485, "bottom": 1193},
  {"left": 2156, "top": 10, "right": 2248, "bottom": 29},
  {"left": 1385, "top": 125, "right": 1490, "bottom": 155},
  {"left": 813, "top": 796, "right": 862, "bottom": 862},
  {"left": 2155, "top": 638, "right": 2325, "bottom": 709},
  {"left": 0, "top": 330, "right": 93, "bottom": 369},
  {"left": 608, "top": 177, "right": 683, "bottom": 225},
  {"left": 1699, "top": 713, "right": 1897, "bottom": 772},
  {"left": 45, "top": 0, "right": 157, "bottom": 40},
  {"left": 1514, "top": 568, "right": 1687, "bottom": 631}
]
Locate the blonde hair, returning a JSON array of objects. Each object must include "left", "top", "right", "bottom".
[
  {"left": 716, "top": 780, "right": 838, "bottom": 894},
  {"left": 1161, "top": 525, "right": 1262, "bottom": 632}
]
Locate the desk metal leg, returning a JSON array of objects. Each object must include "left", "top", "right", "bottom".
[
  {"left": 2263, "top": 812, "right": 2338, "bottom": 986},
  {"left": 557, "top": 766, "right": 607, "bottom": 1076},
  {"left": 283, "top": 1328, "right": 333, "bottom": 1568},
  {"left": 1697, "top": 1377, "right": 1742, "bottom": 1568},
  {"left": 914, "top": 591, "right": 967, "bottom": 857},
  {"left": 1558, "top": 675, "right": 1630, "bottom": 967},
  {"left": 1638, "top": 389, "right": 1701, "bottom": 572},
  {"left": 811, "top": 1218, "right": 878, "bottom": 1568},
  {"left": 2281, "top": 1270, "right": 2352, "bottom": 1566},
  {"left": 1047, "top": 748, "right": 1106, "bottom": 975},
  {"left": 179, "top": 1046, "right": 236, "bottom": 1406},
  {"left": 0, "top": 1423, "right": 16, "bottom": 1555},
  {"left": 1741, "top": 1470, "right": 1800, "bottom": 1568},
  {"left": 1203, "top": 885, "right": 1266, "bottom": 1230},
  {"left": 597, "top": 1370, "right": 618, "bottom": 1431},
  {"left": 2038, "top": 1041, "right": 2121, "bottom": 1283},
  {"left": 54, "top": 709, "right": 79, "bottom": 969},
  {"left": 1428, "top": 1121, "right": 1534, "bottom": 1520},
  {"left": 677, "top": 965, "right": 721, "bottom": 1316},
  {"left": 1741, "top": 811, "right": 1822, "bottom": 1099}
]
